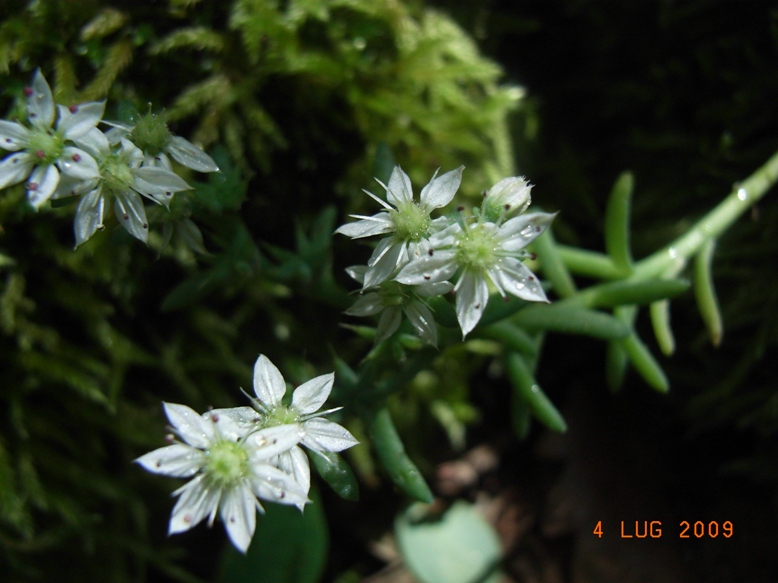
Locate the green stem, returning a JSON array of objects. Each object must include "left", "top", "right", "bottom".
[{"left": 633, "top": 149, "right": 778, "bottom": 281}]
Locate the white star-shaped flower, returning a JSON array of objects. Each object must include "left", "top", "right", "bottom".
[
  {"left": 63, "top": 131, "right": 191, "bottom": 246},
  {"left": 336, "top": 165, "right": 463, "bottom": 289},
  {"left": 0, "top": 69, "right": 103, "bottom": 209},
  {"left": 344, "top": 265, "right": 452, "bottom": 346},
  {"left": 395, "top": 210, "right": 556, "bottom": 338},
  {"left": 103, "top": 113, "right": 218, "bottom": 172},
  {"left": 135, "top": 403, "right": 308, "bottom": 553},
  {"left": 234, "top": 355, "right": 359, "bottom": 504}
]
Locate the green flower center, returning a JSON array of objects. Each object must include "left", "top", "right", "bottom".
[
  {"left": 263, "top": 405, "right": 300, "bottom": 428},
  {"left": 129, "top": 113, "right": 171, "bottom": 156},
  {"left": 390, "top": 202, "right": 430, "bottom": 241},
  {"left": 378, "top": 281, "right": 408, "bottom": 306},
  {"left": 456, "top": 224, "right": 498, "bottom": 271},
  {"left": 100, "top": 153, "right": 134, "bottom": 196},
  {"left": 26, "top": 128, "right": 64, "bottom": 165},
  {"left": 205, "top": 440, "right": 249, "bottom": 487}
]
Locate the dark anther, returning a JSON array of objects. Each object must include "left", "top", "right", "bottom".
[
  {"left": 530, "top": 253, "right": 537, "bottom": 261},
  {"left": 123, "top": 214, "right": 129, "bottom": 220},
  {"left": 166, "top": 191, "right": 172, "bottom": 196},
  {"left": 423, "top": 275, "right": 431, "bottom": 280},
  {"left": 535, "top": 226, "right": 541, "bottom": 232},
  {"left": 72, "top": 153, "right": 81, "bottom": 162},
  {"left": 35, "top": 150, "right": 45, "bottom": 159},
  {"left": 28, "top": 182, "right": 38, "bottom": 191},
  {"left": 528, "top": 276, "right": 535, "bottom": 281},
  {"left": 457, "top": 205, "right": 464, "bottom": 212},
  {"left": 142, "top": 223, "right": 148, "bottom": 229},
  {"left": 211, "top": 413, "right": 220, "bottom": 422},
  {"left": 69, "top": 105, "right": 79, "bottom": 114},
  {"left": 428, "top": 249, "right": 434, "bottom": 256},
  {"left": 475, "top": 303, "right": 481, "bottom": 309},
  {"left": 24, "top": 87, "right": 33, "bottom": 97},
  {"left": 504, "top": 204, "right": 511, "bottom": 210}
]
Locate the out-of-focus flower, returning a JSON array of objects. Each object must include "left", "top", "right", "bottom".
[
  {"left": 344, "top": 265, "right": 452, "bottom": 346},
  {"left": 0, "top": 69, "right": 103, "bottom": 208},
  {"left": 104, "top": 111, "right": 219, "bottom": 172}
]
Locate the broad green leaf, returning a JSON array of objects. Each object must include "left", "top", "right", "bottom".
[
  {"left": 217, "top": 487, "right": 328, "bottom": 583},
  {"left": 396, "top": 502, "right": 501, "bottom": 583}
]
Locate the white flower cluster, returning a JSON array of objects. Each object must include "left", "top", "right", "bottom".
[
  {"left": 0, "top": 69, "right": 218, "bottom": 247},
  {"left": 337, "top": 167, "right": 556, "bottom": 340},
  {"left": 136, "top": 354, "right": 358, "bottom": 553}
]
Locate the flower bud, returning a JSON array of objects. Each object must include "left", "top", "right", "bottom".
[{"left": 482, "top": 176, "right": 532, "bottom": 222}]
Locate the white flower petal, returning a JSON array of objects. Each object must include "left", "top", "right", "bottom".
[
  {"left": 74, "top": 186, "right": 105, "bottom": 247},
  {"left": 135, "top": 444, "right": 204, "bottom": 478},
  {"left": 132, "top": 166, "right": 190, "bottom": 207},
  {"left": 163, "top": 402, "right": 214, "bottom": 449},
  {"left": 73, "top": 127, "right": 111, "bottom": 158},
  {"left": 0, "top": 151, "right": 35, "bottom": 189},
  {"left": 414, "top": 280, "right": 454, "bottom": 297},
  {"left": 27, "top": 69, "right": 55, "bottom": 128},
  {"left": 169, "top": 474, "right": 221, "bottom": 535},
  {"left": 219, "top": 485, "right": 257, "bottom": 553},
  {"left": 0, "top": 120, "right": 30, "bottom": 151},
  {"left": 277, "top": 446, "right": 311, "bottom": 506},
  {"left": 404, "top": 301, "right": 437, "bottom": 346},
  {"left": 250, "top": 463, "right": 309, "bottom": 507},
  {"left": 253, "top": 354, "right": 287, "bottom": 408},
  {"left": 292, "top": 373, "right": 334, "bottom": 415},
  {"left": 103, "top": 125, "right": 128, "bottom": 145},
  {"left": 57, "top": 147, "right": 99, "bottom": 181},
  {"left": 363, "top": 241, "right": 404, "bottom": 289},
  {"left": 420, "top": 165, "right": 463, "bottom": 209},
  {"left": 56, "top": 101, "right": 106, "bottom": 139},
  {"left": 335, "top": 213, "right": 393, "bottom": 239},
  {"left": 205, "top": 406, "right": 260, "bottom": 430},
  {"left": 498, "top": 212, "right": 557, "bottom": 250},
  {"left": 385, "top": 166, "right": 413, "bottom": 207},
  {"left": 394, "top": 250, "right": 458, "bottom": 285},
  {"left": 26, "top": 164, "right": 59, "bottom": 209},
  {"left": 344, "top": 293, "right": 384, "bottom": 317},
  {"left": 114, "top": 190, "right": 149, "bottom": 243},
  {"left": 455, "top": 271, "right": 489, "bottom": 337},
  {"left": 375, "top": 306, "right": 402, "bottom": 343},
  {"left": 246, "top": 424, "right": 304, "bottom": 460},
  {"left": 167, "top": 135, "right": 219, "bottom": 172},
  {"left": 495, "top": 257, "right": 549, "bottom": 303},
  {"left": 301, "top": 418, "right": 359, "bottom": 452},
  {"left": 345, "top": 265, "right": 366, "bottom": 284},
  {"left": 120, "top": 138, "right": 145, "bottom": 166}
]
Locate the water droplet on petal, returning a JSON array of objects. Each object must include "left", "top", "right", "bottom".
[{"left": 520, "top": 226, "right": 534, "bottom": 238}]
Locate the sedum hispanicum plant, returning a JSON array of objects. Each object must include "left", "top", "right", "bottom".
[
  {"left": 135, "top": 354, "right": 358, "bottom": 553},
  {"left": 338, "top": 165, "right": 555, "bottom": 339},
  {"left": 0, "top": 69, "right": 218, "bottom": 248}
]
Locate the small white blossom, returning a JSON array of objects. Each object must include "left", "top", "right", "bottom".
[
  {"left": 65, "top": 131, "right": 191, "bottom": 246},
  {"left": 227, "top": 355, "right": 359, "bottom": 504},
  {"left": 135, "top": 403, "right": 308, "bottom": 553},
  {"left": 103, "top": 113, "right": 218, "bottom": 172},
  {"left": 395, "top": 207, "right": 556, "bottom": 338},
  {"left": 344, "top": 265, "right": 452, "bottom": 346},
  {"left": 0, "top": 69, "right": 103, "bottom": 208},
  {"left": 335, "top": 165, "right": 463, "bottom": 289}
]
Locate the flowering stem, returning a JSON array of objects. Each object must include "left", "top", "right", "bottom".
[{"left": 558, "top": 148, "right": 778, "bottom": 282}]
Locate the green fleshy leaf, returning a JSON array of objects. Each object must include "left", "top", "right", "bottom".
[
  {"left": 574, "top": 278, "right": 690, "bottom": 309},
  {"left": 512, "top": 305, "right": 629, "bottom": 339},
  {"left": 310, "top": 451, "right": 359, "bottom": 501},
  {"left": 369, "top": 407, "right": 433, "bottom": 503},
  {"left": 694, "top": 238, "right": 723, "bottom": 346},
  {"left": 604, "top": 171, "right": 634, "bottom": 273},
  {"left": 505, "top": 351, "right": 567, "bottom": 432}
]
